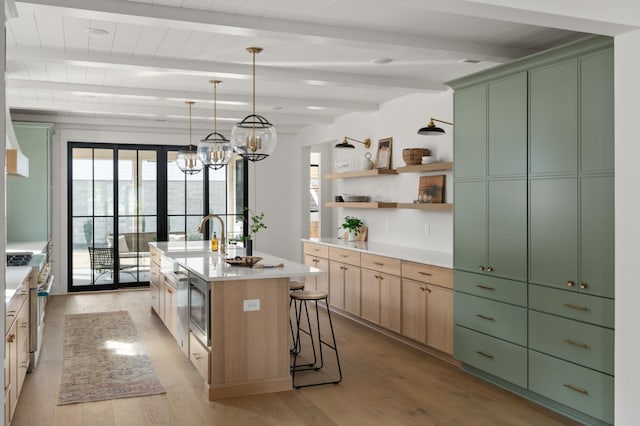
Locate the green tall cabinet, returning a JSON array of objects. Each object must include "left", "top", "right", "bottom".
[{"left": 449, "top": 36, "right": 614, "bottom": 425}]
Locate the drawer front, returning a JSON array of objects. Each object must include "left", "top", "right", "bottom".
[
  {"left": 189, "top": 332, "right": 210, "bottom": 383},
  {"left": 529, "top": 311, "right": 614, "bottom": 375},
  {"left": 402, "top": 261, "right": 453, "bottom": 289},
  {"left": 529, "top": 284, "right": 614, "bottom": 328},
  {"left": 529, "top": 350, "right": 613, "bottom": 424},
  {"left": 6, "top": 288, "right": 28, "bottom": 334},
  {"left": 454, "top": 292, "right": 527, "bottom": 345},
  {"left": 455, "top": 325, "right": 527, "bottom": 388},
  {"left": 362, "top": 253, "right": 401, "bottom": 276},
  {"left": 150, "top": 282, "right": 160, "bottom": 314},
  {"left": 455, "top": 270, "right": 526, "bottom": 306},
  {"left": 329, "top": 247, "right": 361, "bottom": 266},
  {"left": 303, "top": 242, "right": 328, "bottom": 259}
]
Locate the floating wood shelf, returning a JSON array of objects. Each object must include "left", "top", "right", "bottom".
[
  {"left": 396, "top": 162, "right": 453, "bottom": 173},
  {"left": 396, "top": 203, "right": 453, "bottom": 212},
  {"left": 325, "top": 202, "right": 398, "bottom": 209},
  {"left": 325, "top": 169, "right": 398, "bottom": 179}
]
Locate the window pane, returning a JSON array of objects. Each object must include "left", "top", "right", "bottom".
[
  {"left": 118, "top": 150, "right": 137, "bottom": 216},
  {"left": 94, "top": 149, "right": 114, "bottom": 216},
  {"left": 167, "top": 151, "right": 185, "bottom": 215},
  {"left": 72, "top": 148, "right": 93, "bottom": 216},
  {"left": 140, "top": 150, "right": 157, "bottom": 215},
  {"left": 209, "top": 166, "right": 226, "bottom": 214}
]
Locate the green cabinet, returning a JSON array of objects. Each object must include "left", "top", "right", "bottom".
[{"left": 450, "top": 36, "right": 614, "bottom": 425}]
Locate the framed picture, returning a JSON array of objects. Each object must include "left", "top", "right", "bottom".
[
  {"left": 418, "top": 175, "right": 445, "bottom": 203},
  {"left": 375, "top": 137, "right": 393, "bottom": 169}
]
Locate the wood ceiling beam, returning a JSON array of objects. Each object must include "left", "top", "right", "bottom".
[
  {"left": 15, "top": 0, "right": 533, "bottom": 63},
  {"left": 6, "top": 79, "right": 379, "bottom": 113},
  {"left": 7, "top": 45, "right": 442, "bottom": 92}
]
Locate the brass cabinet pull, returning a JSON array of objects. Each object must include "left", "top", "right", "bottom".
[
  {"left": 373, "top": 262, "right": 384, "bottom": 266},
  {"left": 192, "top": 353, "right": 201, "bottom": 360},
  {"left": 476, "top": 285, "right": 495, "bottom": 291},
  {"left": 167, "top": 288, "right": 174, "bottom": 294},
  {"left": 563, "top": 339, "right": 589, "bottom": 349},
  {"left": 20, "top": 362, "right": 28, "bottom": 368},
  {"left": 6, "top": 334, "right": 15, "bottom": 343},
  {"left": 339, "top": 254, "right": 348, "bottom": 258},
  {"left": 476, "top": 314, "right": 495, "bottom": 321},
  {"left": 418, "top": 271, "right": 432, "bottom": 276},
  {"left": 567, "top": 280, "right": 575, "bottom": 287},
  {"left": 340, "top": 266, "right": 347, "bottom": 271},
  {"left": 476, "top": 351, "right": 494, "bottom": 359},
  {"left": 478, "top": 265, "right": 485, "bottom": 271},
  {"left": 426, "top": 288, "right": 431, "bottom": 293},
  {"left": 19, "top": 291, "right": 28, "bottom": 296},
  {"left": 563, "top": 303, "right": 589, "bottom": 312},
  {"left": 486, "top": 266, "right": 494, "bottom": 272},
  {"left": 563, "top": 383, "right": 589, "bottom": 395},
  {"left": 579, "top": 282, "right": 588, "bottom": 289},
  {"left": 19, "top": 322, "right": 28, "bottom": 329},
  {"left": 420, "top": 286, "right": 427, "bottom": 292}
]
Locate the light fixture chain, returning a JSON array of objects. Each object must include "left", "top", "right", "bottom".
[
  {"left": 214, "top": 82, "right": 217, "bottom": 134},
  {"left": 252, "top": 49, "right": 256, "bottom": 117}
]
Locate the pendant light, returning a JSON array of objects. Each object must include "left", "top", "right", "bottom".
[
  {"left": 176, "top": 101, "right": 203, "bottom": 175},
  {"left": 198, "top": 80, "right": 233, "bottom": 170},
  {"left": 231, "top": 47, "right": 277, "bottom": 161},
  {"left": 417, "top": 117, "right": 454, "bottom": 135}
]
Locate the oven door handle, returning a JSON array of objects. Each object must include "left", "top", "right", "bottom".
[{"left": 38, "top": 275, "right": 54, "bottom": 296}]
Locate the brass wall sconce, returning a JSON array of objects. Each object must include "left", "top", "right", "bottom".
[
  {"left": 417, "top": 117, "right": 454, "bottom": 135},
  {"left": 335, "top": 136, "right": 371, "bottom": 149}
]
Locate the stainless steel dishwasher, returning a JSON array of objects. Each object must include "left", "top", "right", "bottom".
[{"left": 165, "top": 263, "right": 190, "bottom": 358}]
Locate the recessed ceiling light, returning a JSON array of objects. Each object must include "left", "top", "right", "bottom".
[
  {"left": 269, "top": 106, "right": 283, "bottom": 111},
  {"left": 459, "top": 59, "right": 481, "bottom": 64},
  {"left": 84, "top": 28, "right": 110, "bottom": 38},
  {"left": 307, "top": 106, "right": 326, "bottom": 110},
  {"left": 370, "top": 58, "right": 393, "bottom": 65}
]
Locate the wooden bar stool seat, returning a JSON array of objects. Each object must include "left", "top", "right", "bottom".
[{"left": 290, "top": 290, "right": 342, "bottom": 388}]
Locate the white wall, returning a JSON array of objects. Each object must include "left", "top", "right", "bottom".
[
  {"left": 614, "top": 29, "right": 640, "bottom": 423},
  {"left": 296, "top": 91, "right": 454, "bottom": 253}
]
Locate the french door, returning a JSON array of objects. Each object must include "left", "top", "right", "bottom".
[{"left": 68, "top": 142, "right": 246, "bottom": 292}]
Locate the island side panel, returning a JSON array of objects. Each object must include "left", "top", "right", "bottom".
[{"left": 209, "top": 277, "right": 291, "bottom": 399}]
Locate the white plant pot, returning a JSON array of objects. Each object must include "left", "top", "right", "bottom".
[{"left": 347, "top": 230, "right": 357, "bottom": 241}]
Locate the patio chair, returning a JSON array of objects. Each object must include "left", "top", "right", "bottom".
[{"left": 88, "top": 247, "right": 136, "bottom": 282}]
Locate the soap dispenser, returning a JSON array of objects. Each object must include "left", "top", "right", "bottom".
[{"left": 211, "top": 232, "right": 219, "bottom": 251}]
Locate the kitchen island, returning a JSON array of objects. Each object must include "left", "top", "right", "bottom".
[{"left": 148, "top": 241, "right": 323, "bottom": 400}]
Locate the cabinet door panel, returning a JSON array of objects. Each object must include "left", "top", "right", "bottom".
[
  {"left": 580, "top": 50, "right": 614, "bottom": 173},
  {"left": 343, "top": 266, "right": 361, "bottom": 316},
  {"left": 401, "top": 279, "right": 426, "bottom": 344},
  {"left": 487, "top": 179, "right": 527, "bottom": 281},
  {"left": 426, "top": 285, "right": 453, "bottom": 354},
  {"left": 454, "top": 181, "right": 487, "bottom": 272},
  {"left": 530, "top": 177, "right": 577, "bottom": 289},
  {"left": 454, "top": 85, "right": 487, "bottom": 179},
  {"left": 488, "top": 73, "right": 527, "bottom": 177},
  {"left": 303, "top": 254, "right": 318, "bottom": 291},
  {"left": 580, "top": 176, "right": 614, "bottom": 298},
  {"left": 529, "top": 59, "right": 578, "bottom": 175},
  {"left": 316, "top": 258, "right": 329, "bottom": 294},
  {"left": 380, "top": 274, "right": 401, "bottom": 334},
  {"left": 361, "top": 269, "right": 380, "bottom": 324},
  {"left": 328, "top": 262, "right": 345, "bottom": 309}
]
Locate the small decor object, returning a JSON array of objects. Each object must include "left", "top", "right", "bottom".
[
  {"left": 224, "top": 256, "right": 263, "bottom": 267},
  {"left": 375, "top": 137, "right": 393, "bottom": 169},
  {"left": 340, "top": 216, "right": 364, "bottom": 241},
  {"left": 242, "top": 209, "right": 267, "bottom": 256},
  {"left": 363, "top": 152, "right": 374, "bottom": 170},
  {"left": 402, "top": 148, "right": 430, "bottom": 166},
  {"left": 418, "top": 175, "right": 446, "bottom": 203}
]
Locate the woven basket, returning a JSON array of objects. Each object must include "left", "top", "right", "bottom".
[{"left": 402, "top": 148, "right": 430, "bottom": 165}]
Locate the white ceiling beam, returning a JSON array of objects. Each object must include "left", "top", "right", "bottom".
[
  {"left": 6, "top": 98, "right": 334, "bottom": 126},
  {"left": 391, "top": 0, "right": 638, "bottom": 36},
  {"left": 7, "top": 45, "right": 443, "bottom": 91},
  {"left": 15, "top": 0, "right": 534, "bottom": 62},
  {"left": 6, "top": 79, "right": 379, "bottom": 112}
]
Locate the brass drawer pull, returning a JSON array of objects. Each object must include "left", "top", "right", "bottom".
[
  {"left": 418, "top": 271, "right": 432, "bottom": 276},
  {"left": 478, "top": 265, "right": 485, "bottom": 271},
  {"left": 563, "top": 339, "right": 589, "bottom": 349},
  {"left": 373, "top": 262, "right": 384, "bottom": 266},
  {"left": 6, "top": 334, "right": 15, "bottom": 343},
  {"left": 563, "top": 383, "right": 589, "bottom": 395},
  {"left": 340, "top": 266, "right": 348, "bottom": 271},
  {"left": 563, "top": 303, "right": 589, "bottom": 312},
  {"left": 476, "top": 285, "right": 495, "bottom": 291},
  {"left": 567, "top": 280, "right": 575, "bottom": 287},
  {"left": 579, "top": 282, "right": 588, "bottom": 289},
  {"left": 486, "top": 266, "right": 493, "bottom": 272},
  {"left": 420, "top": 287, "right": 427, "bottom": 292},
  {"left": 475, "top": 351, "right": 494, "bottom": 359},
  {"left": 476, "top": 314, "right": 495, "bottom": 321},
  {"left": 339, "top": 254, "right": 348, "bottom": 258},
  {"left": 192, "top": 353, "right": 202, "bottom": 360}
]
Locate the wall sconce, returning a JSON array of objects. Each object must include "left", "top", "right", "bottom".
[
  {"left": 417, "top": 117, "right": 454, "bottom": 135},
  {"left": 334, "top": 136, "right": 371, "bottom": 149}
]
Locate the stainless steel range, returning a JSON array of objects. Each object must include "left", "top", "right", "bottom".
[{"left": 6, "top": 251, "right": 54, "bottom": 372}]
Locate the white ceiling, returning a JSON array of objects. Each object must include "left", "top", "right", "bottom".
[{"left": 5, "top": 0, "right": 637, "bottom": 135}]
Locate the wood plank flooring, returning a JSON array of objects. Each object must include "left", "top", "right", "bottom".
[{"left": 11, "top": 290, "right": 578, "bottom": 425}]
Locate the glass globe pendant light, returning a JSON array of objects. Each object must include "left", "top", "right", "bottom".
[
  {"left": 198, "top": 80, "right": 233, "bottom": 170},
  {"left": 176, "top": 101, "right": 203, "bottom": 175},
  {"left": 231, "top": 47, "right": 277, "bottom": 162}
]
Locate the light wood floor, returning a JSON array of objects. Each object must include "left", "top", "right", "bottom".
[{"left": 11, "top": 290, "right": 578, "bottom": 426}]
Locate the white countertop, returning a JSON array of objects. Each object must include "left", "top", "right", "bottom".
[
  {"left": 7, "top": 241, "right": 48, "bottom": 254},
  {"left": 301, "top": 238, "right": 453, "bottom": 268},
  {"left": 5, "top": 267, "right": 31, "bottom": 304},
  {"left": 150, "top": 241, "right": 324, "bottom": 282}
]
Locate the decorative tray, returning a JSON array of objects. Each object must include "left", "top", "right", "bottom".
[{"left": 224, "top": 256, "right": 263, "bottom": 267}]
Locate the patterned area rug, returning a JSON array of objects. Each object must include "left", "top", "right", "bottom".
[{"left": 58, "top": 310, "right": 165, "bottom": 405}]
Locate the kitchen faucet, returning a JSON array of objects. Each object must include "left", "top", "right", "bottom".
[{"left": 197, "top": 214, "right": 226, "bottom": 254}]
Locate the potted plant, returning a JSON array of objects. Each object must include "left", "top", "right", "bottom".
[
  {"left": 340, "top": 216, "right": 364, "bottom": 241},
  {"left": 242, "top": 209, "right": 267, "bottom": 256}
]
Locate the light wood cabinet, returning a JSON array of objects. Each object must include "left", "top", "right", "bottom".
[
  {"left": 329, "top": 261, "right": 360, "bottom": 315},
  {"left": 361, "top": 254, "right": 401, "bottom": 333},
  {"left": 150, "top": 246, "right": 164, "bottom": 318},
  {"left": 5, "top": 279, "right": 30, "bottom": 425},
  {"left": 164, "top": 279, "right": 178, "bottom": 339},
  {"left": 303, "top": 253, "right": 329, "bottom": 293},
  {"left": 189, "top": 332, "right": 210, "bottom": 383}
]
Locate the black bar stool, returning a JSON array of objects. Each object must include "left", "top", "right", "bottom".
[
  {"left": 290, "top": 290, "right": 342, "bottom": 388},
  {"left": 289, "top": 280, "right": 305, "bottom": 354}
]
